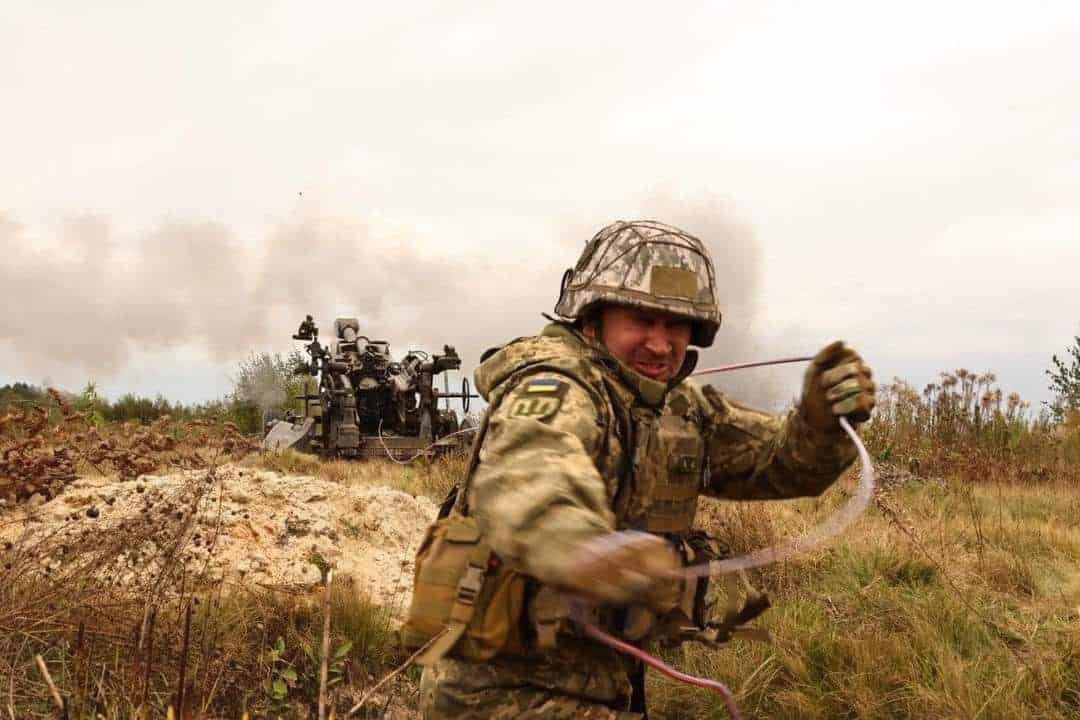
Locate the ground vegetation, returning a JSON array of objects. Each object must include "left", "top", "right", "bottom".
[{"left": 0, "top": 366, "right": 1076, "bottom": 718}]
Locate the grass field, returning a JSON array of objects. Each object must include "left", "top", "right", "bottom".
[
  {"left": 244, "top": 444, "right": 1080, "bottom": 718},
  {"left": 650, "top": 473, "right": 1080, "bottom": 719},
  {"left": 2, "top": 377, "right": 1078, "bottom": 718}
]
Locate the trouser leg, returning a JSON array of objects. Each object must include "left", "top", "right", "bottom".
[{"left": 420, "top": 664, "right": 643, "bottom": 720}]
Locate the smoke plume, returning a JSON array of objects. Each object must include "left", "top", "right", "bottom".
[
  {"left": 629, "top": 189, "right": 784, "bottom": 407},
  {"left": 1, "top": 194, "right": 783, "bottom": 408}
]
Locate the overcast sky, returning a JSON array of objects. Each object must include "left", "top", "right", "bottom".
[{"left": 2, "top": 1, "right": 1077, "bottom": 413}]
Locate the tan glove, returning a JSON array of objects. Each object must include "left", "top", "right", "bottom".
[
  {"left": 549, "top": 530, "right": 681, "bottom": 610},
  {"left": 800, "top": 341, "right": 876, "bottom": 433}
]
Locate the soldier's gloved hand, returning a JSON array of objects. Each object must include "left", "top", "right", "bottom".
[
  {"left": 800, "top": 341, "right": 876, "bottom": 434},
  {"left": 551, "top": 530, "right": 680, "bottom": 610}
]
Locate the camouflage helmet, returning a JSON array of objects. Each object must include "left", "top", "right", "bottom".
[{"left": 555, "top": 220, "right": 722, "bottom": 347}]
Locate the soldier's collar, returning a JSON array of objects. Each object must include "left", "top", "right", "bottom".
[{"left": 539, "top": 319, "right": 698, "bottom": 408}]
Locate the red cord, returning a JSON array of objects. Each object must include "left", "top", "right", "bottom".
[
  {"left": 692, "top": 355, "right": 814, "bottom": 376},
  {"left": 575, "top": 607, "right": 744, "bottom": 720}
]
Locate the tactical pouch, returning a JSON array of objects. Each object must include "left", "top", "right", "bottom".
[{"left": 402, "top": 514, "right": 528, "bottom": 666}]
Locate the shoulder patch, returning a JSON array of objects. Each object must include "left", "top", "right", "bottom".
[{"left": 507, "top": 379, "right": 570, "bottom": 421}]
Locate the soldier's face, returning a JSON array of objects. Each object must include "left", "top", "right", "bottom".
[{"left": 584, "top": 306, "right": 692, "bottom": 382}]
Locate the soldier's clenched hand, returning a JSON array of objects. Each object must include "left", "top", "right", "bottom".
[
  {"left": 800, "top": 341, "right": 876, "bottom": 433},
  {"left": 550, "top": 530, "right": 680, "bottom": 609}
]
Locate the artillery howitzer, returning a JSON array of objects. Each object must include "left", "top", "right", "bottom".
[{"left": 263, "top": 315, "right": 479, "bottom": 459}]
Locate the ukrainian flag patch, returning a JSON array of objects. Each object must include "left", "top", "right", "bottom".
[{"left": 525, "top": 378, "right": 563, "bottom": 393}]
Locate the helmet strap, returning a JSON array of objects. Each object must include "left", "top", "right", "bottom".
[{"left": 555, "top": 268, "right": 573, "bottom": 313}]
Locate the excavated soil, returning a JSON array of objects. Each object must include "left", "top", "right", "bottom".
[{"left": 0, "top": 464, "right": 437, "bottom": 616}]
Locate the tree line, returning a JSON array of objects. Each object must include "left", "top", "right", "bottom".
[
  {"left": 3, "top": 337, "right": 1077, "bottom": 436},
  {"left": 0, "top": 352, "right": 306, "bottom": 435}
]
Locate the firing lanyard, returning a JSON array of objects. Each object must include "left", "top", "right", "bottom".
[{"left": 574, "top": 356, "right": 878, "bottom": 720}]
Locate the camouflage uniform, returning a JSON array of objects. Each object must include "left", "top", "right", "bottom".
[
  {"left": 413, "top": 220, "right": 870, "bottom": 718},
  {"left": 419, "top": 323, "right": 857, "bottom": 719}
]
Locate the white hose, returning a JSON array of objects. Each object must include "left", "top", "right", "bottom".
[{"left": 679, "top": 416, "right": 874, "bottom": 579}]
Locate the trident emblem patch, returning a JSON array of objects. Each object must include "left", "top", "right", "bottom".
[{"left": 507, "top": 378, "right": 570, "bottom": 422}]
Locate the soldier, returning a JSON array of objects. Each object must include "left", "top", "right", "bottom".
[{"left": 414, "top": 220, "right": 875, "bottom": 719}]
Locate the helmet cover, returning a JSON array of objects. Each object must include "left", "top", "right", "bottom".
[{"left": 555, "top": 220, "right": 722, "bottom": 346}]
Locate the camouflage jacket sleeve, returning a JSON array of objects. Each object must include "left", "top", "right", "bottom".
[
  {"left": 466, "top": 372, "right": 615, "bottom": 585},
  {"left": 696, "top": 385, "right": 857, "bottom": 500}
]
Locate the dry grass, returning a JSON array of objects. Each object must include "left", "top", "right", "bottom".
[
  {"left": 1, "top": 575, "right": 402, "bottom": 718},
  {"left": 1, "top": 390, "right": 259, "bottom": 505},
  {"left": 0, "top": 393, "right": 418, "bottom": 718},
  {"left": 245, "top": 448, "right": 461, "bottom": 502},
  {"left": 649, "top": 474, "right": 1080, "bottom": 719},
  {"left": 864, "top": 371, "right": 1079, "bottom": 484},
  {"left": 648, "top": 370, "right": 1080, "bottom": 718},
  {"left": 3, "top": 374, "right": 1078, "bottom": 718}
]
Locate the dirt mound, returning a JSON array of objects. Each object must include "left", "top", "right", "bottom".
[{"left": 1, "top": 465, "right": 437, "bottom": 616}]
